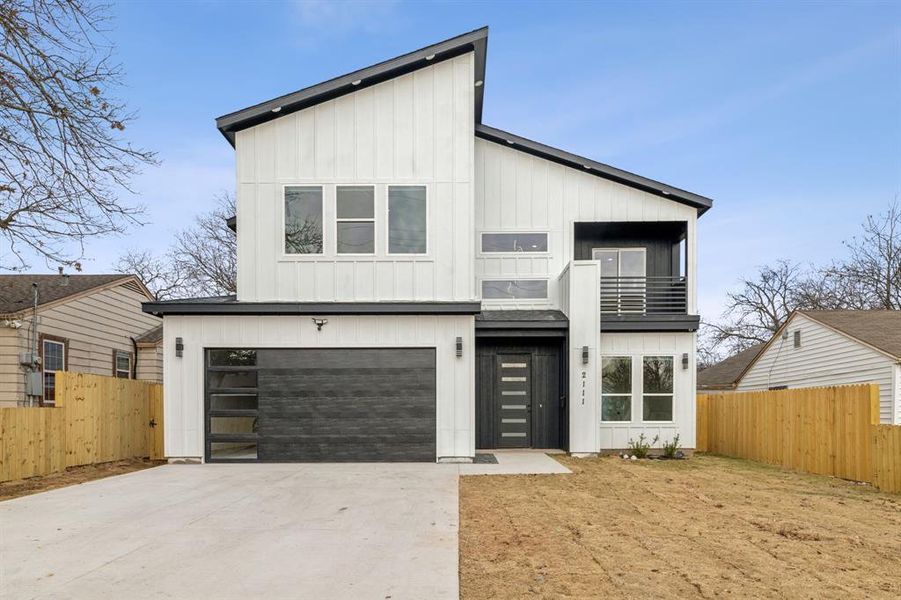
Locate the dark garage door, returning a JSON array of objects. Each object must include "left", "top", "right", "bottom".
[{"left": 205, "top": 348, "right": 436, "bottom": 462}]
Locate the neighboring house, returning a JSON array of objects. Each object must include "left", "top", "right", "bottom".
[
  {"left": 0, "top": 274, "right": 162, "bottom": 407},
  {"left": 697, "top": 343, "right": 765, "bottom": 391},
  {"left": 735, "top": 310, "right": 901, "bottom": 425},
  {"left": 143, "top": 28, "right": 713, "bottom": 463}
]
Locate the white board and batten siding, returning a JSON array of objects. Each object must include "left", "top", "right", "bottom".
[
  {"left": 738, "top": 313, "right": 899, "bottom": 424},
  {"left": 235, "top": 53, "right": 475, "bottom": 303},
  {"left": 474, "top": 138, "right": 698, "bottom": 312},
  {"left": 599, "top": 332, "right": 696, "bottom": 450},
  {"left": 163, "top": 314, "right": 475, "bottom": 460}
]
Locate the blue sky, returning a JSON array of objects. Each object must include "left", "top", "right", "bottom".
[{"left": 58, "top": 0, "right": 901, "bottom": 319}]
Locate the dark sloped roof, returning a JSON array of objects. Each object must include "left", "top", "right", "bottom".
[
  {"left": 476, "top": 310, "right": 567, "bottom": 322},
  {"left": 800, "top": 310, "right": 901, "bottom": 359},
  {"left": 475, "top": 125, "right": 713, "bottom": 215},
  {"left": 697, "top": 343, "right": 766, "bottom": 390},
  {"left": 216, "top": 27, "right": 489, "bottom": 145},
  {"left": 0, "top": 274, "right": 134, "bottom": 314},
  {"left": 135, "top": 324, "right": 163, "bottom": 345}
]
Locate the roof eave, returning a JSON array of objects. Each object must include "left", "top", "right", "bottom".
[{"left": 216, "top": 26, "right": 489, "bottom": 147}]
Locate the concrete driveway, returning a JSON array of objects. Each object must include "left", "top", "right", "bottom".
[{"left": 0, "top": 463, "right": 459, "bottom": 600}]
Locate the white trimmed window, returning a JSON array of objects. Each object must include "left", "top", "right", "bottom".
[
  {"left": 115, "top": 351, "right": 132, "bottom": 379},
  {"left": 601, "top": 356, "right": 632, "bottom": 422},
  {"left": 336, "top": 186, "right": 375, "bottom": 254},
  {"left": 481, "top": 279, "right": 548, "bottom": 300},
  {"left": 284, "top": 186, "right": 323, "bottom": 254},
  {"left": 481, "top": 232, "right": 548, "bottom": 253},
  {"left": 642, "top": 356, "right": 674, "bottom": 421}
]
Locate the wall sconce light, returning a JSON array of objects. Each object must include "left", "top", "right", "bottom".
[
  {"left": 582, "top": 345, "right": 589, "bottom": 365},
  {"left": 456, "top": 336, "right": 463, "bottom": 357},
  {"left": 312, "top": 318, "right": 328, "bottom": 331},
  {"left": 175, "top": 337, "right": 184, "bottom": 358},
  {"left": 682, "top": 352, "right": 689, "bottom": 370}
]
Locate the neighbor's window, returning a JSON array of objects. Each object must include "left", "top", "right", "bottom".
[
  {"left": 336, "top": 186, "right": 375, "bottom": 254},
  {"left": 388, "top": 185, "right": 427, "bottom": 254},
  {"left": 601, "top": 356, "right": 632, "bottom": 422},
  {"left": 481, "top": 279, "right": 548, "bottom": 300},
  {"left": 481, "top": 232, "right": 548, "bottom": 253},
  {"left": 115, "top": 351, "right": 132, "bottom": 379},
  {"left": 41, "top": 338, "right": 65, "bottom": 406},
  {"left": 284, "top": 186, "right": 323, "bottom": 254},
  {"left": 642, "top": 356, "right": 674, "bottom": 421}
]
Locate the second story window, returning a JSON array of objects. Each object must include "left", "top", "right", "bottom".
[
  {"left": 481, "top": 232, "right": 548, "bottom": 253},
  {"left": 336, "top": 186, "right": 375, "bottom": 254},
  {"left": 285, "top": 186, "right": 323, "bottom": 254},
  {"left": 388, "top": 186, "right": 427, "bottom": 254}
]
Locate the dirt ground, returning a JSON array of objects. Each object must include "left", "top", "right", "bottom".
[
  {"left": 0, "top": 458, "right": 163, "bottom": 501},
  {"left": 460, "top": 454, "right": 901, "bottom": 599}
]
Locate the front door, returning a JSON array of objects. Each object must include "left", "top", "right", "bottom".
[{"left": 495, "top": 354, "right": 531, "bottom": 448}]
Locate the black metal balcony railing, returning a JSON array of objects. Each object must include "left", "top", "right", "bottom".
[{"left": 600, "top": 276, "right": 687, "bottom": 315}]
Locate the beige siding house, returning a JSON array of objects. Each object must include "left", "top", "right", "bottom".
[{"left": 0, "top": 274, "right": 162, "bottom": 407}]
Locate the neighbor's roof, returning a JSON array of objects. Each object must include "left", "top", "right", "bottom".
[
  {"left": 697, "top": 343, "right": 766, "bottom": 390},
  {"left": 799, "top": 310, "right": 901, "bottom": 360},
  {"left": 216, "top": 27, "right": 713, "bottom": 217},
  {"left": 0, "top": 274, "right": 150, "bottom": 315},
  {"left": 135, "top": 324, "right": 163, "bottom": 346}
]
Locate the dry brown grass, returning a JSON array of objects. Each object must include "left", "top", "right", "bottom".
[
  {"left": 0, "top": 458, "right": 163, "bottom": 501},
  {"left": 460, "top": 454, "right": 901, "bottom": 599}
]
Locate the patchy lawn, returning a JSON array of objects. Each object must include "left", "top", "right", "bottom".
[
  {"left": 460, "top": 454, "right": 901, "bottom": 599},
  {"left": 0, "top": 458, "right": 163, "bottom": 501}
]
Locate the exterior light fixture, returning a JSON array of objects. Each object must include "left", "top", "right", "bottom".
[
  {"left": 661, "top": 190, "right": 670, "bottom": 196},
  {"left": 583, "top": 164, "right": 591, "bottom": 170},
  {"left": 682, "top": 353, "right": 689, "bottom": 370},
  {"left": 271, "top": 106, "right": 282, "bottom": 113},
  {"left": 456, "top": 336, "right": 463, "bottom": 358},
  {"left": 506, "top": 139, "right": 514, "bottom": 145},
  {"left": 425, "top": 54, "right": 436, "bottom": 61},
  {"left": 582, "top": 346, "right": 589, "bottom": 365},
  {"left": 312, "top": 318, "right": 328, "bottom": 331},
  {"left": 351, "top": 79, "right": 362, "bottom": 86},
  {"left": 175, "top": 337, "right": 184, "bottom": 358},
  {"left": 474, "top": 80, "right": 483, "bottom": 87}
]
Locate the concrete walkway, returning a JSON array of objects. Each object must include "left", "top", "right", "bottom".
[{"left": 0, "top": 463, "right": 460, "bottom": 600}]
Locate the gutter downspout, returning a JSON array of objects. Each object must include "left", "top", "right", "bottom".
[{"left": 131, "top": 336, "right": 138, "bottom": 379}]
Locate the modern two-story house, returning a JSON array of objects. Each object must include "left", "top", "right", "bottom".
[{"left": 143, "top": 28, "right": 713, "bottom": 463}]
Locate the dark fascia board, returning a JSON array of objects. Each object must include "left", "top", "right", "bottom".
[
  {"left": 216, "top": 27, "right": 489, "bottom": 146},
  {"left": 475, "top": 124, "right": 714, "bottom": 216},
  {"left": 475, "top": 319, "right": 568, "bottom": 330},
  {"left": 226, "top": 215, "right": 236, "bottom": 233},
  {"left": 142, "top": 300, "right": 482, "bottom": 317},
  {"left": 476, "top": 328, "right": 566, "bottom": 338},
  {"left": 601, "top": 314, "right": 701, "bottom": 332}
]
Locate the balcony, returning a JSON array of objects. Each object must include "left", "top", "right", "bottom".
[{"left": 600, "top": 276, "right": 687, "bottom": 316}]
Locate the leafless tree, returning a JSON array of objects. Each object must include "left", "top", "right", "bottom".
[
  {"left": 116, "top": 193, "right": 236, "bottom": 299},
  {"left": 825, "top": 201, "right": 901, "bottom": 310},
  {"left": 0, "top": 0, "right": 156, "bottom": 270}
]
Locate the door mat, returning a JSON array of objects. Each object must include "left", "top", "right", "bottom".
[{"left": 473, "top": 453, "right": 498, "bottom": 464}]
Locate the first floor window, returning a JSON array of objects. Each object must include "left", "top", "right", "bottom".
[
  {"left": 642, "top": 356, "right": 674, "bottom": 421},
  {"left": 336, "top": 186, "right": 375, "bottom": 254},
  {"left": 388, "top": 185, "right": 427, "bottom": 254},
  {"left": 115, "top": 351, "right": 132, "bottom": 379},
  {"left": 601, "top": 356, "right": 632, "bottom": 421},
  {"left": 42, "top": 338, "right": 65, "bottom": 406},
  {"left": 284, "top": 186, "right": 323, "bottom": 254}
]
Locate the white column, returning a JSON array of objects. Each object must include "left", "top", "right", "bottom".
[{"left": 568, "top": 261, "right": 601, "bottom": 455}]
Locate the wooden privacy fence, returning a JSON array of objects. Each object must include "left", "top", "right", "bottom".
[
  {"left": 0, "top": 372, "right": 163, "bottom": 483},
  {"left": 697, "top": 385, "right": 901, "bottom": 493}
]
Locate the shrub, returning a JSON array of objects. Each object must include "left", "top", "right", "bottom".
[
  {"left": 627, "top": 433, "right": 659, "bottom": 459},
  {"left": 661, "top": 434, "right": 682, "bottom": 459}
]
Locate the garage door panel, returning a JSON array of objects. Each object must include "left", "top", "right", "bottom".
[{"left": 206, "top": 347, "right": 436, "bottom": 462}]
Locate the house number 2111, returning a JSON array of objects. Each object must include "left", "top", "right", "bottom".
[{"left": 581, "top": 371, "right": 587, "bottom": 405}]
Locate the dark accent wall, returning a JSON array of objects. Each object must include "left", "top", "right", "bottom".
[{"left": 574, "top": 222, "right": 686, "bottom": 278}]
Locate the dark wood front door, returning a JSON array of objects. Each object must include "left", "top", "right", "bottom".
[{"left": 495, "top": 354, "right": 531, "bottom": 448}]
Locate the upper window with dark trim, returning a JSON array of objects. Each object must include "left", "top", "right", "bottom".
[
  {"left": 481, "top": 279, "right": 548, "bottom": 300},
  {"left": 388, "top": 186, "right": 427, "bottom": 254},
  {"left": 115, "top": 350, "right": 132, "bottom": 379},
  {"left": 284, "top": 186, "right": 323, "bottom": 254},
  {"left": 336, "top": 186, "right": 375, "bottom": 254},
  {"left": 481, "top": 232, "right": 548, "bottom": 253}
]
